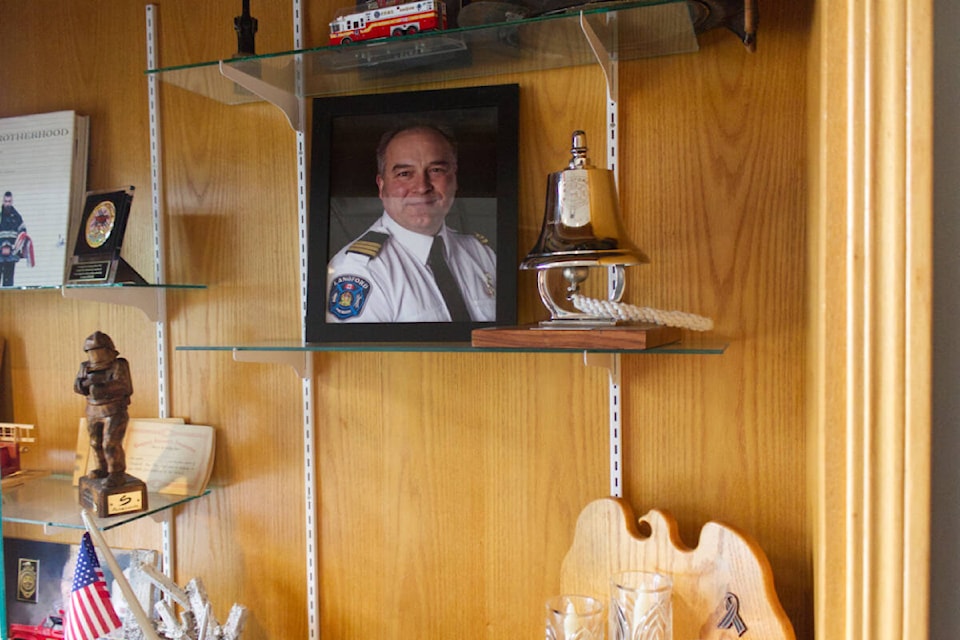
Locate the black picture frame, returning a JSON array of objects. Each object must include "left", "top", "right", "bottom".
[{"left": 305, "top": 84, "right": 519, "bottom": 343}]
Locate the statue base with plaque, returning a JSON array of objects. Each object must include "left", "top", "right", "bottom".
[{"left": 79, "top": 474, "right": 149, "bottom": 517}]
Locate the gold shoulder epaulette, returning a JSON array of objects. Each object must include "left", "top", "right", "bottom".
[
  {"left": 346, "top": 231, "right": 389, "bottom": 258},
  {"left": 471, "top": 232, "right": 490, "bottom": 245}
]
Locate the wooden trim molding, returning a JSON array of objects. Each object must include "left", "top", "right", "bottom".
[{"left": 808, "top": 0, "right": 933, "bottom": 638}]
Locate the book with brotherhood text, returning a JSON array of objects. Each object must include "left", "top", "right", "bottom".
[
  {"left": 73, "top": 418, "right": 216, "bottom": 497},
  {"left": 0, "top": 110, "right": 89, "bottom": 288}
]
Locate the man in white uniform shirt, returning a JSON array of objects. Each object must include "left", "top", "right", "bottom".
[{"left": 326, "top": 124, "right": 496, "bottom": 323}]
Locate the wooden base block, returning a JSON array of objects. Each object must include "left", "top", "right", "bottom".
[
  {"left": 471, "top": 323, "right": 682, "bottom": 350},
  {"left": 79, "top": 474, "right": 148, "bottom": 517}
]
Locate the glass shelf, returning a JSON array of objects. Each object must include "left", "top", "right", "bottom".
[
  {"left": 177, "top": 338, "right": 727, "bottom": 354},
  {"left": 147, "top": 0, "right": 697, "bottom": 129},
  {"left": 1, "top": 474, "right": 211, "bottom": 532},
  {"left": 175, "top": 337, "right": 727, "bottom": 378},
  {"left": 0, "top": 283, "right": 205, "bottom": 321},
  {"left": 0, "top": 284, "right": 62, "bottom": 291},
  {"left": 1, "top": 283, "right": 203, "bottom": 291},
  {"left": 61, "top": 283, "right": 206, "bottom": 322},
  {"left": 61, "top": 283, "right": 205, "bottom": 290}
]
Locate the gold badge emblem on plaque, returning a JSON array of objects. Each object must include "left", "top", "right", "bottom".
[
  {"left": 67, "top": 186, "right": 146, "bottom": 285},
  {"left": 17, "top": 558, "right": 38, "bottom": 603},
  {"left": 85, "top": 200, "right": 117, "bottom": 248}
]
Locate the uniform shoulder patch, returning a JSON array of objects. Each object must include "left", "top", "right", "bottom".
[
  {"left": 471, "top": 232, "right": 490, "bottom": 245},
  {"left": 328, "top": 274, "right": 372, "bottom": 320},
  {"left": 346, "top": 231, "right": 389, "bottom": 258}
]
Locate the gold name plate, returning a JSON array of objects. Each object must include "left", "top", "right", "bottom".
[{"left": 107, "top": 489, "right": 144, "bottom": 514}]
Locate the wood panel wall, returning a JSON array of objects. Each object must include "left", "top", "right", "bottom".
[{"left": 0, "top": 1, "right": 814, "bottom": 638}]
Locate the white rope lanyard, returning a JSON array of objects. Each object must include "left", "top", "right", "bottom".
[{"left": 569, "top": 294, "right": 714, "bottom": 332}]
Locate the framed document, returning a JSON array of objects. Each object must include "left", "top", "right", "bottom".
[{"left": 66, "top": 186, "right": 145, "bottom": 284}]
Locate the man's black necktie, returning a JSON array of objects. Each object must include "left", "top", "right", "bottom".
[{"left": 428, "top": 235, "right": 471, "bottom": 322}]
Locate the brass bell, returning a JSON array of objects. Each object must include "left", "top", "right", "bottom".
[{"left": 521, "top": 130, "right": 648, "bottom": 325}]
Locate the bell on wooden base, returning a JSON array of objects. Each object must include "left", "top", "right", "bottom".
[{"left": 520, "top": 130, "right": 647, "bottom": 326}]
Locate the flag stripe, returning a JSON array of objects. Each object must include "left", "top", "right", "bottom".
[
  {"left": 78, "top": 584, "right": 119, "bottom": 632},
  {"left": 64, "top": 532, "right": 122, "bottom": 640}
]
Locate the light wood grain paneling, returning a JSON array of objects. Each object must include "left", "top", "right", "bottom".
[
  {"left": 316, "top": 351, "right": 610, "bottom": 638},
  {"left": 610, "top": 5, "right": 812, "bottom": 633},
  {"left": 0, "top": 0, "right": 850, "bottom": 638}
]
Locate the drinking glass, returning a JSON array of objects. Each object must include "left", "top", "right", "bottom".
[
  {"left": 609, "top": 570, "right": 673, "bottom": 640},
  {"left": 545, "top": 594, "right": 605, "bottom": 640}
]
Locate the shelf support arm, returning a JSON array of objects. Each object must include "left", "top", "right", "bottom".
[
  {"left": 579, "top": 12, "right": 617, "bottom": 102},
  {"left": 580, "top": 10, "right": 622, "bottom": 301},
  {"left": 61, "top": 286, "right": 166, "bottom": 323},
  {"left": 218, "top": 60, "right": 304, "bottom": 133},
  {"left": 231, "top": 348, "right": 313, "bottom": 378}
]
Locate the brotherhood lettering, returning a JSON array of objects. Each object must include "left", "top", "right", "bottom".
[{"left": 0, "top": 127, "right": 69, "bottom": 143}]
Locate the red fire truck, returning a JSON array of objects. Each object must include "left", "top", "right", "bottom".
[
  {"left": 9, "top": 611, "right": 65, "bottom": 640},
  {"left": 0, "top": 423, "right": 34, "bottom": 478},
  {"left": 329, "top": 0, "right": 447, "bottom": 45}
]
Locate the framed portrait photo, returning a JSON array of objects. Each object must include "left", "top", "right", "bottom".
[{"left": 306, "top": 84, "right": 519, "bottom": 343}]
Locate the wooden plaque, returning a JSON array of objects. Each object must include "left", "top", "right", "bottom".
[
  {"left": 471, "top": 323, "right": 682, "bottom": 350},
  {"left": 560, "top": 498, "right": 796, "bottom": 640}
]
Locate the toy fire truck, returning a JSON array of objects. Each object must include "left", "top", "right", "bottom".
[
  {"left": 0, "top": 423, "right": 34, "bottom": 479},
  {"left": 9, "top": 611, "right": 65, "bottom": 640},
  {"left": 329, "top": 0, "right": 447, "bottom": 45}
]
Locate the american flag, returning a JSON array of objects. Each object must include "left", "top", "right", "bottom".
[{"left": 65, "top": 532, "right": 122, "bottom": 640}]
